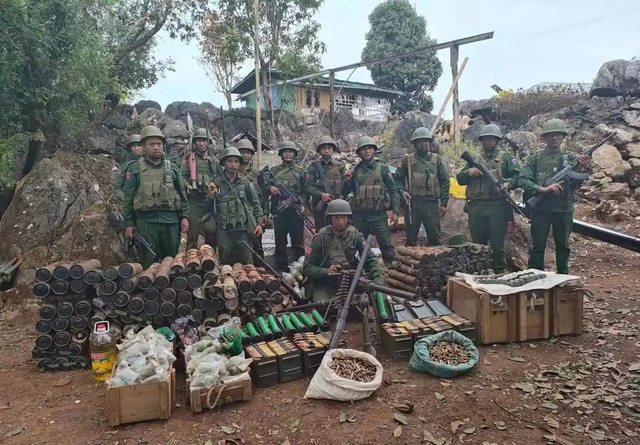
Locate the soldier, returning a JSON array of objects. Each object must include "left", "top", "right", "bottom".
[
  {"left": 342, "top": 136, "right": 399, "bottom": 266},
  {"left": 303, "top": 199, "right": 382, "bottom": 302},
  {"left": 114, "top": 134, "right": 143, "bottom": 202},
  {"left": 211, "top": 147, "right": 264, "bottom": 265},
  {"left": 266, "top": 141, "right": 306, "bottom": 270},
  {"left": 519, "top": 118, "right": 590, "bottom": 274},
  {"left": 393, "top": 127, "right": 450, "bottom": 247},
  {"left": 181, "top": 128, "right": 219, "bottom": 249},
  {"left": 123, "top": 125, "right": 190, "bottom": 268},
  {"left": 456, "top": 124, "right": 520, "bottom": 273},
  {"left": 304, "top": 135, "right": 345, "bottom": 230},
  {"left": 236, "top": 138, "right": 268, "bottom": 258}
]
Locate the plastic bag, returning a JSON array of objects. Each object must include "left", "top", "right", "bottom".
[
  {"left": 409, "top": 331, "right": 479, "bottom": 378},
  {"left": 227, "top": 354, "right": 253, "bottom": 375},
  {"left": 304, "top": 349, "right": 383, "bottom": 401}
]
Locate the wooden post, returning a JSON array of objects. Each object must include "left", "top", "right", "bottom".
[
  {"left": 329, "top": 71, "right": 335, "bottom": 138},
  {"left": 450, "top": 44, "right": 461, "bottom": 158},
  {"left": 253, "top": 0, "right": 262, "bottom": 168},
  {"left": 430, "top": 57, "right": 469, "bottom": 135}
]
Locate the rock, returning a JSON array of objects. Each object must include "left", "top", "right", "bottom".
[
  {"left": 594, "top": 123, "right": 636, "bottom": 145},
  {"left": 86, "top": 125, "right": 125, "bottom": 158},
  {"left": 622, "top": 110, "right": 640, "bottom": 128},
  {"left": 460, "top": 99, "right": 494, "bottom": 118},
  {"left": 629, "top": 168, "right": 640, "bottom": 188},
  {"left": 589, "top": 181, "right": 631, "bottom": 202},
  {"left": 592, "top": 144, "right": 631, "bottom": 179},
  {"left": 590, "top": 59, "right": 640, "bottom": 98},
  {"left": 394, "top": 112, "right": 437, "bottom": 147},
  {"left": 592, "top": 171, "right": 607, "bottom": 179},
  {"left": 504, "top": 130, "right": 538, "bottom": 156},
  {"left": 626, "top": 143, "right": 640, "bottom": 158},
  {"left": 161, "top": 119, "right": 188, "bottom": 139},
  {"left": 0, "top": 133, "right": 31, "bottom": 216},
  {"left": 130, "top": 108, "right": 170, "bottom": 131},
  {"left": 629, "top": 158, "right": 640, "bottom": 168},
  {"left": 102, "top": 104, "right": 134, "bottom": 130},
  {"left": 304, "top": 114, "right": 319, "bottom": 126},
  {"left": 461, "top": 118, "right": 487, "bottom": 142},
  {"left": 0, "top": 151, "right": 118, "bottom": 267},
  {"left": 134, "top": 100, "right": 162, "bottom": 114}
]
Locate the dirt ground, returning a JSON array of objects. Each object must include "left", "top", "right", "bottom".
[{"left": 1, "top": 220, "right": 640, "bottom": 445}]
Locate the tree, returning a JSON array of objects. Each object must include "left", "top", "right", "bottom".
[
  {"left": 198, "top": 12, "right": 251, "bottom": 109},
  {"left": 361, "top": 0, "right": 442, "bottom": 114},
  {"left": 214, "top": 0, "right": 326, "bottom": 136}
]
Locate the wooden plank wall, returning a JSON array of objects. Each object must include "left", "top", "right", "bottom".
[{"left": 294, "top": 87, "right": 331, "bottom": 111}]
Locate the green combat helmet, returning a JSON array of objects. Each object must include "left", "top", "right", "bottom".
[
  {"left": 541, "top": 118, "right": 568, "bottom": 136},
  {"left": 411, "top": 127, "right": 433, "bottom": 142},
  {"left": 325, "top": 199, "right": 352, "bottom": 218},
  {"left": 219, "top": 146, "right": 242, "bottom": 165},
  {"left": 315, "top": 135, "right": 339, "bottom": 153},
  {"left": 193, "top": 128, "right": 210, "bottom": 141},
  {"left": 278, "top": 140, "right": 299, "bottom": 156},
  {"left": 140, "top": 125, "right": 166, "bottom": 144},
  {"left": 356, "top": 136, "right": 377, "bottom": 152},
  {"left": 125, "top": 134, "right": 141, "bottom": 150},
  {"left": 478, "top": 124, "right": 503, "bottom": 140},
  {"left": 235, "top": 138, "right": 255, "bottom": 153}
]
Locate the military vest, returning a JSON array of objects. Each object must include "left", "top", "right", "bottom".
[
  {"left": 215, "top": 176, "right": 253, "bottom": 229},
  {"left": 465, "top": 150, "right": 505, "bottom": 200},
  {"left": 408, "top": 153, "right": 439, "bottom": 199},
  {"left": 352, "top": 161, "right": 391, "bottom": 210},
  {"left": 273, "top": 164, "right": 303, "bottom": 194},
  {"left": 133, "top": 159, "right": 181, "bottom": 211},
  {"left": 312, "top": 160, "right": 342, "bottom": 196},
  {"left": 194, "top": 155, "right": 217, "bottom": 186},
  {"left": 319, "top": 226, "right": 358, "bottom": 267},
  {"left": 529, "top": 150, "right": 573, "bottom": 203}
]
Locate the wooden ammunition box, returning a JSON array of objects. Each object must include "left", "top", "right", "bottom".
[
  {"left": 106, "top": 368, "right": 176, "bottom": 427},
  {"left": 245, "top": 342, "right": 279, "bottom": 387},
  {"left": 446, "top": 277, "right": 517, "bottom": 345},
  {"left": 188, "top": 372, "right": 252, "bottom": 413},
  {"left": 267, "top": 339, "right": 304, "bottom": 383},
  {"left": 551, "top": 287, "right": 583, "bottom": 336},
  {"left": 380, "top": 323, "right": 413, "bottom": 360},
  {"left": 516, "top": 290, "right": 551, "bottom": 342},
  {"left": 292, "top": 333, "right": 328, "bottom": 377}
]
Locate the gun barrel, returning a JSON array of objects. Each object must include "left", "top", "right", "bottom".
[{"left": 358, "top": 277, "right": 418, "bottom": 301}]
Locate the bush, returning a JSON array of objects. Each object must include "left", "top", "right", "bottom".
[
  {"left": 493, "top": 84, "right": 588, "bottom": 128},
  {"left": 439, "top": 140, "right": 482, "bottom": 169}
]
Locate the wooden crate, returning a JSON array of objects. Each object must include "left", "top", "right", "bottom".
[
  {"left": 551, "top": 287, "right": 583, "bottom": 336},
  {"left": 516, "top": 290, "right": 551, "bottom": 342},
  {"left": 447, "top": 277, "right": 517, "bottom": 345},
  {"left": 106, "top": 368, "right": 175, "bottom": 427},
  {"left": 187, "top": 372, "right": 252, "bottom": 413}
]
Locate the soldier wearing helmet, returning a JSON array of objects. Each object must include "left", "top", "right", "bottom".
[
  {"left": 264, "top": 141, "right": 306, "bottom": 270},
  {"left": 123, "top": 125, "right": 190, "bottom": 268},
  {"left": 393, "top": 127, "right": 450, "bottom": 247},
  {"left": 209, "top": 146, "right": 264, "bottom": 265},
  {"left": 236, "top": 138, "right": 268, "bottom": 258},
  {"left": 519, "top": 118, "right": 590, "bottom": 274},
  {"left": 304, "top": 135, "right": 346, "bottom": 229},
  {"left": 302, "top": 199, "right": 382, "bottom": 302},
  {"left": 180, "top": 127, "right": 220, "bottom": 249},
  {"left": 114, "top": 134, "right": 144, "bottom": 203},
  {"left": 456, "top": 123, "right": 521, "bottom": 273},
  {"left": 341, "top": 136, "right": 400, "bottom": 266}
]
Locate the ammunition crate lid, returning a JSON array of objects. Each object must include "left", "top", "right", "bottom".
[
  {"left": 420, "top": 316, "right": 454, "bottom": 332},
  {"left": 266, "top": 339, "right": 299, "bottom": 356},
  {"left": 440, "top": 313, "right": 473, "bottom": 327},
  {"left": 245, "top": 342, "right": 277, "bottom": 361},
  {"left": 293, "top": 333, "right": 329, "bottom": 351},
  {"left": 381, "top": 323, "right": 411, "bottom": 337}
]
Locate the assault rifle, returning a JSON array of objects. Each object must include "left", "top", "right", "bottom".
[
  {"left": 259, "top": 165, "right": 316, "bottom": 235},
  {"left": 311, "top": 161, "right": 342, "bottom": 211},
  {"left": 461, "top": 150, "right": 527, "bottom": 218},
  {"left": 107, "top": 208, "right": 157, "bottom": 258},
  {"left": 525, "top": 132, "right": 615, "bottom": 212}
]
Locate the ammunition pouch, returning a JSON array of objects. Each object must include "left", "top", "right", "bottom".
[{"left": 134, "top": 159, "right": 181, "bottom": 211}]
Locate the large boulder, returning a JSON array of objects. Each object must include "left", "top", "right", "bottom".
[
  {"left": 0, "top": 151, "right": 118, "bottom": 267},
  {"left": 134, "top": 100, "right": 162, "bottom": 114},
  {"left": 461, "top": 118, "right": 488, "bottom": 143},
  {"left": 504, "top": 130, "right": 538, "bottom": 157},
  {"left": 393, "top": 112, "right": 437, "bottom": 147},
  {"left": 86, "top": 125, "right": 125, "bottom": 158},
  {"left": 590, "top": 59, "right": 640, "bottom": 98},
  {"left": 591, "top": 144, "right": 631, "bottom": 179},
  {"left": 102, "top": 104, "right": 135, "bottom": 130},
  {"left": 0, "top": 133, "right": 30, "bottom": 217},
  {"left": 459, "top": 99, "right": 494, "bottom": 118},
  {"left": 581, "top": 176, "right": 631, "bottom": 203}
]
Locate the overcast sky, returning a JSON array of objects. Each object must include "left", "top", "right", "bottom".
[{"left": 140, "top": 0, "right": 640, "bottom": 117}]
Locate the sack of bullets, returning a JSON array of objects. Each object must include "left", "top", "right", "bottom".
[
  {"left": 428, "top": 341, "right": 470, "bottom": 366},
  {"left": 329, "top": 356, "right": 378, "bottom": 383},
  {"left": 387, "top": 244, "right": 493, "bottom": 300}
]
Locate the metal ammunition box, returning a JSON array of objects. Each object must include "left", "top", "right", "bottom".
[
  {"left": 440, "top": 313, "right": 477, "bottom": 343},
  {"left": 267, "top": 339, "right": 303, "bottom": 383},
  {"left": 245, "top": 342, "right": 279, "bottom": 387},
  {"left": 380, "top": 323, "right": 413, "bottom": 360},
  {"left": 292, "top": 333, "right": 328, "bottom": 377}
]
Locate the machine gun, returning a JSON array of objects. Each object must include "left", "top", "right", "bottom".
[
  {"left": 525, "top": 132, "right": 615, "bottom": 212},
  {"left": 461, "top": 150, "right": 527, "bottom": 218},
  {"left": 241, "top": 240, "right": 305, "bottom": 304},
  {"left": 259, "top": 165, "right": 316, "bottom": 235},
  {"left": 107, "top": 208, "right": 157, "bottom": 258}
]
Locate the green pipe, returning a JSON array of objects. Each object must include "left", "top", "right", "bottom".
[
  {"left": 375, "top": 292, "right": 389, "bottom": 323},
  {"left": 299, "top": 312, "right": 320, "bottom": 334},
  {"left": 245, "top": 322, "right": 261, "bottom": 343},
  {"left": 238, "top": 328, "right": 251, "bottom": 346},
  {"left": 288, "top": 313, "right": 305, "bottom": 332},
  {"left": 267, "top": 315, "right": 283, "bottom": 339},
  {"left": 312, "top": 309, "right": 330, "bottom": 331},
  {"left": 256, "top": 317, "right": 274, "bottom": 341},
  {"left": 279, "top": 314, "right": 296, "bottom": 336}
]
